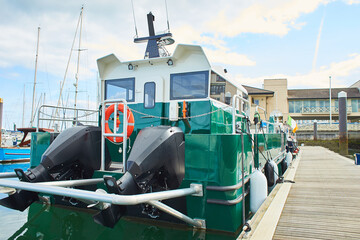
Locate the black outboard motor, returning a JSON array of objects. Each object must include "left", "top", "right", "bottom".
[
  {"left": 0, "top": 126, "right": 111, "bottom": 211},
  {"left": 93, "top": 125, "right": 185, "bottom": 228}
]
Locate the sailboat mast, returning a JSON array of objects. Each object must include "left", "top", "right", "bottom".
[
  {"left": 22, "top": 84, "right": 25, "bottom": 128},
  {"left": 73, "top": 6, "right": 83, "bottom": 120},
  {"left": 30, "top": 26, "right": 40, "bottom": 127}
]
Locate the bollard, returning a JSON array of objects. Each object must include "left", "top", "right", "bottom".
[{"left": 338, "top": 91, "right": 348, "bottom": 155}]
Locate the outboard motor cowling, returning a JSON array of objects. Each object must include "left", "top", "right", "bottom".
[
  {"left": 0, "top": 126, "right": 110, "bottom": 211},
  {"left": 94, "top": 125, "right": 185, "bottom": 228}
]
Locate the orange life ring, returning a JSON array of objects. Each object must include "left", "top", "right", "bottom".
[{"left": 104, "top": 104, "right": 134, "bottom": 143}]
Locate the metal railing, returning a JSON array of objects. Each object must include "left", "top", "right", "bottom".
[
  {"left": 101, "top": 99, "right": 128, "bottom": 171},
  {"left": 36, "top": 105, "right": 99, "bottom": 132},
  {"left": 232, "top": 95, "right": 249, "bottom": 134},
  {"left": 298, "top": 122, "right": 360, "bottom": 131},
  {"left": 301, "top": 106, "right": 352, "bottom": 114},
  {"left": 0, "top": 178, "right": 204, "bottom": 228}
]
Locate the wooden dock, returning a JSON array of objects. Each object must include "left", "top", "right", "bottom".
[{"left": 246, "top": 146, "right": 360, "bottom": 240}]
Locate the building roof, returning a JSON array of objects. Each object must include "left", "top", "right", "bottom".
[
  {"left": 349, "top": 80, "right": 360, "bottom": 88},
  {"left": 288, "top": 87, "right": 360, "bottom": 100},
  {"left": 242, "top": 85, "right": 274, "bottom": 96}
]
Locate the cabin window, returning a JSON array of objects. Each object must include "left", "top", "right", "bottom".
[
  {"left": 170, "top": 71, "right": 209, "bottom": 100},
  {"left": 144, "top": 82, "right": 155, "bottom": 108},
  {"left": 105, "top": 78, "right": 135, "bottom": 102}
]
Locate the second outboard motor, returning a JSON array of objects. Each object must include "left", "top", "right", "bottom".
[
  {"left": 0, "top": 126, "right": 111, "bottom": 211},
  {"left": 93, "top": 125, "right": 185, "bottom": 228}
]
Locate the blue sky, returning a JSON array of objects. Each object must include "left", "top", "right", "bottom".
[{"left": 0, "top": 0, "right": 359, "bottom": 129}]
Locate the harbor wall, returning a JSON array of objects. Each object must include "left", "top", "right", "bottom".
[
  {"left": 296, "top": 122, "right": 360, "bottom": 140},
  {"left": 296, "top": 130, "right": 360, "bottom": 141}
]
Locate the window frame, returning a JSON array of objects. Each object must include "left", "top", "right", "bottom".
[
  {"left": 105, "top": 77, "right": 135, "bottom": 102},
  {"left": 144, "top": 82, "right": 156, "bottom": 109},
  {"left": 170, "top": 70, "right": 209, "bottom": 100}
]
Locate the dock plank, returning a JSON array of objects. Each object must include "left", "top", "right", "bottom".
[{"left": 273, "top": 146, "right": 360, "bottom": 240}]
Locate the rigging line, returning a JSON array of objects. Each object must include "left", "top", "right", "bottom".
[
  {"left": 164, "top": 0, "right": 170, "bottom": 32},
  {"left": 130, "top": 0, "right": 138, "bottom": 37},
  {"left": 51, "top": 7, "right": 82, "bottom": 127}
]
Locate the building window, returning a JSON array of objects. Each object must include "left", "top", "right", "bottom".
[
  {"left": 335, "top": 100, "right": 338, "bottom": 112},
  {"left": 351, "top": 99, "right": 360, "bottom": 112},
  {"left": 210, "top": 84, "right": 225, "bottom": 95},
  {"left": 289, "top": 101, "right": 295, "bottom": 113},
  {"left": 216, "top": 75, "right": 226, "bottom": 82},
  {"left": 170, "top": 71, "right": 209, "bottom": 100},
  {"left": 105, "top": 78, "right": 135, "bottom": 102},
  {"left": 294, "top": 101, "right": 302, "bottom": 113},
  {"left": 144, "top": 82, "right": 155, "bottom": 109}
]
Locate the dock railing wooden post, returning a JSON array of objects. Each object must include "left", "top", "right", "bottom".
[{"left": 338, "top": 91, "right": 348, "bottom": 155}]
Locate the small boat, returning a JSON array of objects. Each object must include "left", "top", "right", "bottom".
[
  {"left": 0, "top": 148, "right": 30, "bottom": 163},
  {"left": 0, "top": 12, "right": 293, "bottom": 236}
]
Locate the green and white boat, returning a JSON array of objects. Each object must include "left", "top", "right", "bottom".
[{"left": 0, "top": 12, "right": 290, "bottom": 236}]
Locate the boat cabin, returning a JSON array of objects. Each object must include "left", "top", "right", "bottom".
[{"left": 98, "top": 44, "right": 249, "bottom": 137}]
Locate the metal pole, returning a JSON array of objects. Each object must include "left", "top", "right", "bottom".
[
  {"left": 329, "top": 76, "right": 332, "bottom": 125},
  {"left": 338, "top": 91, "right": 348, "bottom": 155},
  {"left": 241, "top": 132, "right": 246, "bottom": 226},
  {"left": 74, "top": 6, "right": 84, "bottom": 119},
  {"left": 31, "top": 26, "right": 40, "bottom": 127},
  {"left": 101, "top": 103, "right": 105, "bottom": 170},
  {"left": 0, "top": 179, "right": 200, "bottom": 206},
  {"left": 148, "top": 200, "right": 203, "bottom": 228},
  {"left": 22, "top": 85, "right": 25, "bottom": 128},
  {"left": 0, "top": 172, "right": 17, "bottom": 179},
  {"left": 123, "top": 102, "right": 128, "bottom": 171}
]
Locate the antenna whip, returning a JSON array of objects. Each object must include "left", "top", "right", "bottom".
[
  {"left": 165, "top": 0, "right": 170, "bottom": 32},
  {"left": 131, "top": 0, "right": 139, "bottom": 37}
]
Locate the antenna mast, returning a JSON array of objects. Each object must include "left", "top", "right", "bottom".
[
  {"left": 22, "top": 84, "right": 25, "bottom": 128},
  {"left": 131, "top": 0, "right": 139, "bottom": 37},
  {"left": 30, "top": 26, "right": 40, "bottom": 127},
  {"left": 165, "top": 0, "right": 170, "bottom": 32},
  {"left": 134, "top": 12, "right": 174, "bottom": 58}
]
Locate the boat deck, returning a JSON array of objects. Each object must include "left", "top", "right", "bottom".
[{"left": 246, "top": 146, "right": 360, "bottom": 240}]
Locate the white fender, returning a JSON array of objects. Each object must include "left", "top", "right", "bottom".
[{"left": 250, "top": 169, "right": 268, "bottom": 213}]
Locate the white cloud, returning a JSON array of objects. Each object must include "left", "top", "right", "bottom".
[
  {"left": 204, "top": 48, "right": 256, "bottom": 66},
  {"left": 207, "top": 0, "right": 331, "bottom": 37},
  {"left": 237, "top": 53, "right": 360, "bottom": 88},
  {"left": 170, "top": 24, "right": 255, "bottom": 67}
]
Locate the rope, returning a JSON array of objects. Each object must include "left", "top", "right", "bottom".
[{"left": 129, "top": 107, "right": 224, "bottom": 120}]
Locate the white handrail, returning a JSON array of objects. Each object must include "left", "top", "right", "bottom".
[
  {"left": 232, "top": 95, "right": 249, "bottom": 134},
  {"left": 255, "top": 105, "right": 267, "bottom": 120},
  {"left": 101, "top": 99, "right": 128, "bottom": 171},
  {"left": 36, "top": 104, "right": 99, "bottom": 132}
]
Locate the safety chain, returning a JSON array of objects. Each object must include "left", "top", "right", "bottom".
[{"left": 129, "top": 107, "right": 227, "bottom": 120}]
